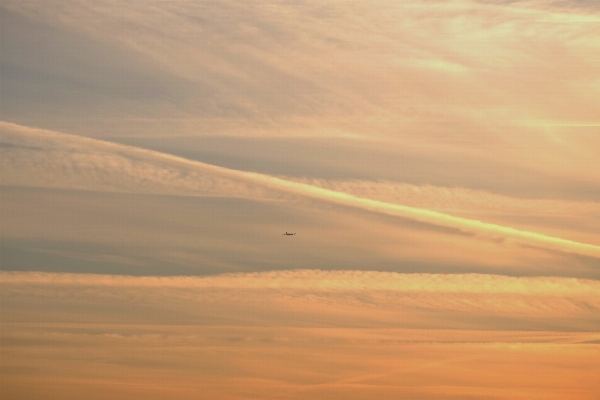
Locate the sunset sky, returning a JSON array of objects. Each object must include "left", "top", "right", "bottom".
[{"left": 1, "top": 1, "right": 600, "bottom": 399}]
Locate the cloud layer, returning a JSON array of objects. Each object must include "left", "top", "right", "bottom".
[
  {"left": 3, "top": 0, "right": 599, "bottom": 130},
  {"left": 2, "top": 270, "right": 600, "bottom": 399}
]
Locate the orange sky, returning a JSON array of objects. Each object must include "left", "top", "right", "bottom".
[{"left": 1, "top": 0, "right": 599, "bottom": 398}]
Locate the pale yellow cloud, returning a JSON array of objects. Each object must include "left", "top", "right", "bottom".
[{"left": 290, "top": 177, "right": 600, "bottom": 243}]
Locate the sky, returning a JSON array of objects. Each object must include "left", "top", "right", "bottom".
[{"left": 1, "top": 0, "right": 600, "bottom": 399}]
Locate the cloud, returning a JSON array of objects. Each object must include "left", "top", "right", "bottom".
[
  {"left": 289, "top": 178, "right": 600, "bottom": 245},
  {"left": 0, "top": 121, "right": 280, "bottom": 200},
  {"left": 2, "top": 320, "right": 599, "bottom": 399},
  {"left": 3, "top": 121, "right": 599, "bottom": 259},
  {"left": 2, "top": 269, "right": 599, "bottom": 295},
  {"left": 290, "top": 178, "right": 600, "bottom": 218},
  {"left": 3, "top": 270, "right": 600, "bottom": 399},
  {"left": 3, "top": 0, "right": 599, "bottom": 138},
  {"left": 2, "top": 270, "right": 600, "bottom": 334},
  {"left": 3, "top": 0, "right": 599, "bottom": 210}
]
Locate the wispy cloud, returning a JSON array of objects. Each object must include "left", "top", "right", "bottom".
[
  {"left": 3, "top": 270, "right": 599, "bottom": 332},
  {"left": 3, "top": 121, "right": 599, "bottom": 258},
  {"left": 3, "top": 0, "right": 599, "bottom": 137},
  {"left": 3, "top": 269, "right": 599, "bottom": 295},
  {"left": 2, "top": 269, "right": 599, "bottom": 400}
]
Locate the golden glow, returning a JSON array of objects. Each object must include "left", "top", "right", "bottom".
[{"left": 1, "top": 0, "right": 599, "bottom": 398}]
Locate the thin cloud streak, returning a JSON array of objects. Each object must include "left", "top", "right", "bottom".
[
  {"left": 2, "top": 121, "right": 599, "bottom": 258},
  {"left": 291, "top": 178, "right": 600, "bottom": 219},
  {"left": 249, "top": 173, "right": 600, "bottom": 258},
  {"left": 2, "top": 270, "right": 599, "bottom": 296},
  {"left": 3, "top": 270, "right": 599, "bottom": 331}
]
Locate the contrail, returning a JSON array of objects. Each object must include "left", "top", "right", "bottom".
[
  {"left": 3, "top": 121, "right": 600, "bottom": 258},
  {"left": 149, "top": 148, "right": 600, "bottom": 257},
  {"left": 229, "top": 170, "right": 600, "bottom": 258}
]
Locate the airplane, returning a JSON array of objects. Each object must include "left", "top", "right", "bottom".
[{"left": 282, "top": 232, "right": 296, "bottom": 236}]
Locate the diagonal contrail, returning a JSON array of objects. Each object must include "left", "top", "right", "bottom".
[
  {"left": 229, "top": 170, "right": 600, "bottom": 258},
  {"left": 3, "top": 121, "right": 600, "bottom": 258}
]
